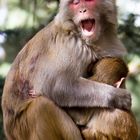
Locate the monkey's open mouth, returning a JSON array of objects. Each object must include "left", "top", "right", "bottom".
[{"left": 81, "top": 19, "right": 95, "bottom": 37}]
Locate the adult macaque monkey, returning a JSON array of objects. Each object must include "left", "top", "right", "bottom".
[
  {"left": 66, "top": 57, "right": 138, "bottom": 140},
  {"left": 2, "top": 0, "right": 132, "bottom": 140}
]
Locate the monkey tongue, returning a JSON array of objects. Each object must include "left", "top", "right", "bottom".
[
  {"left": 81, "top": 20, "right": 95, "bottom": 36},
  {"left": 81, "top": 20, "right": 94, "bottom": 32}
]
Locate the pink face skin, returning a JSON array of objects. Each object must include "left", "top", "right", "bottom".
[
  {"left": 69, "top": 0, "right": 96, "bottom": 12},
  {"left": 69, "top": 0, "right": 97, "bottom": 40}
]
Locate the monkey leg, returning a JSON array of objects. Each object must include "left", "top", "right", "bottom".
[
  {"left": 81, "top": 109, "right": 138, "bottom": 140},
  {"left": 82, "top": 130, "right": 120, "bottom": 140},
  {"left": 4, "top": 96, "right": 83, "bottom": 140},
  {"left": 29, "top": 96, "right": 83, "bottom": 140}
]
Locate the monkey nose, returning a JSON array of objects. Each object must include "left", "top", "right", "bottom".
[{"left": 79, "top": 9, "right": 87, "bottom": 13}]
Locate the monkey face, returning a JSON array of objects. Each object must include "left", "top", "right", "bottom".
[
  {"left": 58, "top": 0, "right": 117, "bottom": 43},
  {"left": 69, "top": 0, "right": 99, "bottom": 41}
]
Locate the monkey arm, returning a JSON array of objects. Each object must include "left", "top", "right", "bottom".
[{"left": 49, "top": 77, "right": 131, "bottom": 110}]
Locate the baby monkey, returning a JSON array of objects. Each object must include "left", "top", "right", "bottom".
[{"left": 66, "top": 57, "right": 138, "bottom": 140}]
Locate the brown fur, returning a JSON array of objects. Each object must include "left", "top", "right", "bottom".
[
  {"left": 2, "top": 0, "right": 134, "bottom": 139},
  {"left": 83, "top": 58, "right": 138, "bottom": 140},
  {"left": 3, "top": 96, "right": 82, "bottom": 140},
  {"left": 3, "top": 58, "right": 138, "bottom": 140},
  {"left": 66, "top": 58, "right": 138, "bottom": 140}
]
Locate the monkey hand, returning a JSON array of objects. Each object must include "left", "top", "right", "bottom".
[
  {"left": 114, "top": 77, "right": 126, "bottom": 88},
  {"left": 108, "top": 88, "right": 131, "bottom": 111}
]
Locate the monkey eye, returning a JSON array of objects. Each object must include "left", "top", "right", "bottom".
[
  {"left": 85, "top": 0, "right": 94, "bottom": 1},
  {"left": 73, "top": 0, "right": 80, "bottom": 4}
]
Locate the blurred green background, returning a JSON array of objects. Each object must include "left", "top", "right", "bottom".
[{"left": 0, "top": 0, "right": 140, "bottom": 139}]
